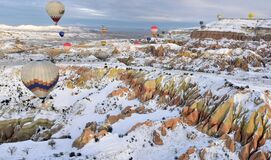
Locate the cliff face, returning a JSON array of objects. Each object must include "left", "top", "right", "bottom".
[{"left": 191, "top": 30, "right": 271, "bottom": 41}]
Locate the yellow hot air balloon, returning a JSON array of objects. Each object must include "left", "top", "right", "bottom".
[
  {"left": 101, "top": 40, "right": 107, "bottom": 46},
  {"left": 21, "top": 61, "right": 59, "bottom": 98},
  {"left": 248, "top": 12, "right": 255, "bottom": 20},
  {"left": 46, "top": 1, "right": 65, "bottom": 25}
]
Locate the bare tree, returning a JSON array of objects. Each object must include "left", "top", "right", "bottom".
[
  {"left": 7, "top": 146, "right": 17, "bottom": 156},
  {"left": 22, "top": 148, "right": 31, "bottom": 155},
  {"left": 48, "top": 140, "right": 56, "bottom": 149}
]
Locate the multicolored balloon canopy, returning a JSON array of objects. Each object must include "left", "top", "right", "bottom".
[{"left": 21, "top": 61, "right": 59, "bottom": 98}]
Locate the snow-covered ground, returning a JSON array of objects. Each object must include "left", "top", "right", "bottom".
[{"left": 0, "top": 24, "right": 270, "bottom": 160}]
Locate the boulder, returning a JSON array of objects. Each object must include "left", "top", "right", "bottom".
[
  {"left": 108, "top": 88, "right": 129, "bottom": 97},
  {"left": 152, "top": 130, "right": 163, "bottom": 145},
  {"left": 0, "top": 118, "right": 56, "bottom": 143}
]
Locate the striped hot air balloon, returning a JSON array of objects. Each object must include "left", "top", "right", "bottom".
[
  {"left": 46, "top": 1, "right": 65, "bottom": 25},
  {"left": 100, "top": 26, "right": 108, "bottom": 37},
  {"left": 21, "top": 61, "right": 59, "bottom": 98}
]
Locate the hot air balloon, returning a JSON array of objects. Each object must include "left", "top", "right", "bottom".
[
  {"left": 248, "top": 12, "right": 255, "bottom": 20},
  {"left": 21, "top": 61, "right": 59, "bottom": 98},
  {"left": 46, "top": 1, "right": 65, "bottom": 25},
  {"left": 151, "top": 26, "right": 159, "bottom": 37},
  {"left": 134, "top": 40, "right": 141, "bottom": 45},
  {"left": 199, "top": 21, "right": 206, "bottom": 29},
  {"left": 63, "top": 42, "right": 72, "bottom": 52},
  {"left": 130, "top": 39, "right": 134, "bottom": 44},
  {"left": 100, "top": 26, "right": 108, "bottom": 37},
  {"left": 147, "top": 37, "right": 151, "bottom": 43},
  {"left": 59, "top": 31, "right": 65, "bottom": 37},
  {"left": 101, "top": 40, "right": 107, "bottom": 46}
]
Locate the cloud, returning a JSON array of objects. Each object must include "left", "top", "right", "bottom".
[{"left": 70, "top": 7, "right": 107, "bottom": 18}]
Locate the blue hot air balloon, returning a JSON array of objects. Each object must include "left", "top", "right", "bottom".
[
  {"left": 147, "top": 37, "right": 151, "bottom": 42},
  {"left": 59, "top": 31, "right": 65, "bottom": 37}
]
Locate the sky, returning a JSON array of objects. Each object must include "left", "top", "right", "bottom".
[{"left": 0, "top": 0, "right": 270, "bottom": 29}]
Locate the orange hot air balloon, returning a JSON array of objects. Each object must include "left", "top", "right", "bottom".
[
  {"left": 63, "top": 42, "right": 72, "bottom": 52},
  {"left": 151, "top": 26, "right": 159, "bottom": 37}
]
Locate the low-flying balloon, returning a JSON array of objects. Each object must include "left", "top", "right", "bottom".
[
  {"left": 147, "top": 37, "right": 151, "bottom": 42},
  {"left": 21, "top": 61, "right": 59, "bottom": 98},
  {"left": 46, "top": 1, "right": 65, "bottom": 25},
  {"left": 100, "top": 26, "right": 108, "bottom": 37},
  {"left": 63, "top": 42, "right": 72, "bottom": 52},
  {"left": 130, "top": 40, "right": 134, "bottom": 44},
  {"left": 134, "top": 40, "right": 141, "bottom": 45},
  {"left": 151, "top": 26, "right": 159, "bottom": 37},
  {"left": 59, "top": 31, "right": 65, "bottom": 37},
  {"left": 200, "top": 21, "right": 205, "bottom": 29},
  {"left": 101, "top": 40, "right": 107, "bottom": 46}
]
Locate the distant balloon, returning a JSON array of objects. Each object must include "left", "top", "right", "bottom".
[
  {"left": 134, "top": 40, "right": 141, "bottom": 45},
  {"left": 59, "top": 31, "right": 65, "bottom": 37},
  {"left": 151, "top": 26, "right": 159, "bottom": 37},
  {"left": 248, "top": 12, "right": 255, "bottom": 20},
  {"left": 100, "top": 26, "right": 108, "bottom": 37},
  {"left": 101, "top": 40, "right": 107, "bottom": 46},
  {"left": 46, "top": 1, "right": 65, "bottom": 25},
  {"left": 130, "top": 40, "right": 134, "bottom": 44},
  {"left": 217, "top": 14, "right": 223, "bottom": 21},
  {"left": 21, "top": 61, "right": 59, "bottom": 98},
  {"left": 200, "top": 21, "right": 205, "bottom": 29},
  {"left": 63, "top": 42, "right": 72, "bottom": 52}
]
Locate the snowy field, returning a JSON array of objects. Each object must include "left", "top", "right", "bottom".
[{"left": 0, "top": 24, "right": 270, "bottom": 160}]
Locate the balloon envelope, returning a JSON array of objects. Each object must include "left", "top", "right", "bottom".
[
  {"left": 101, "top": 40, "right": 107, "bottom": 46},
  {"left": 135, "top": 40, "right": 141, "bottom": 45},
  {"left": 21, "top": 61, "right": 59, "bottom": 98},
  {"left": 63, "top": 42, "right": 72, "bottom": 52},
  {"left": 151, "top": 26, "right": 159, "bottom": 36},
  {"left": 46, "top": 1, "right": 65, "bottom": 25},
  {"left": 100, "top": 26, "right": 108, "bottom": 36},
  {"left": 59, "top": 31, "right": 65, "bottom": 37}
]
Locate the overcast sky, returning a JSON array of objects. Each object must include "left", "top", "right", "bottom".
[{"left": 0, "top": 0, "right": 270, "bottom": 29}]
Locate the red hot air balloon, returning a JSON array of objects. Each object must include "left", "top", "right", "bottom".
[
  {"left": 46, "top": 1, "right": 65, "bottom": 25},
  {"left": 151, "top": 26, "right": 159, "bottom": 37},
  {"left": 134, "top": 40, "right": 141, "bottom": 45},
  {"left": 63, "top": 42, "right": 72, "bottom": 52}
]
